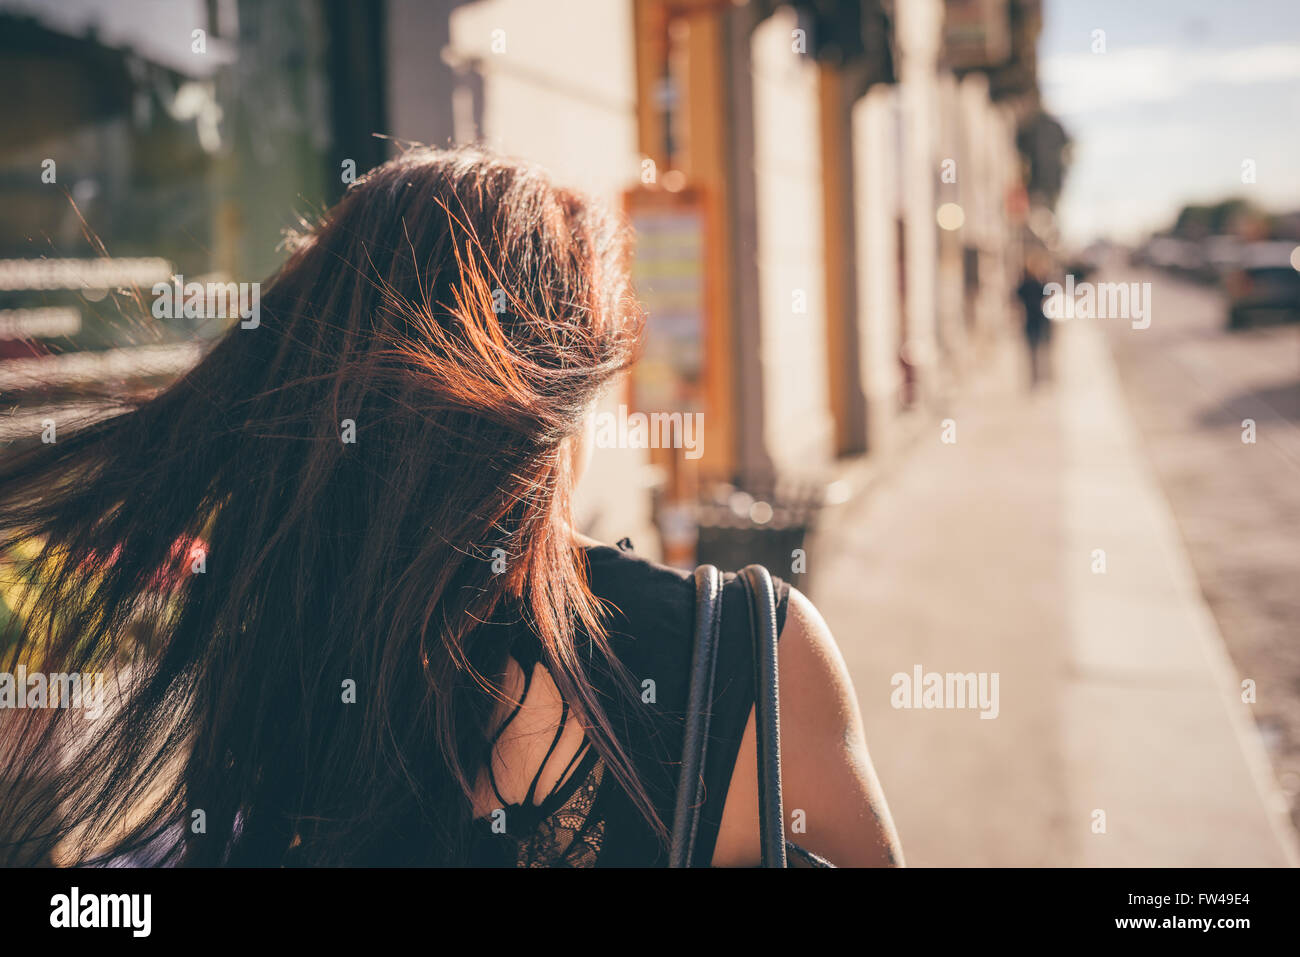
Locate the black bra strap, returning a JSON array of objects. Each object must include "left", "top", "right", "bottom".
[
  {"left": 486, "top": 658, "right": 534, "bottom": 808},
  {"left": 488, "top": 651, "right": 592, "bottom": 811},
  {"left": 521, "top": 697, "right": 569, "bottom": 807}
]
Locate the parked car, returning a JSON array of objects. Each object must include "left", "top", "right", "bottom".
[
  {"left": 1200, "top": 234, "right": 1243, "bottom": 284},
  {"left": 1134, "top": 236, "right": 1205, "bottom": 276},
  {"left": 1225, "top": 241, "right": 1300, "bottom": 329}
]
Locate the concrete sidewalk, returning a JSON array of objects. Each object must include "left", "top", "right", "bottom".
[{"left": 810, "top": 319, "right": 1299, "bottom": 867}]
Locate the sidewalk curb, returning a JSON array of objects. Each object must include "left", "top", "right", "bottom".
[{"left": 1063, "top": 318, "right": 1300, "bottom": 867}]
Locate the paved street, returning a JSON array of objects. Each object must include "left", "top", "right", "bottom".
[
  {"left": 809, "top": 298, "right": 1299, "bottom": 867},
  {"left": 1102, "top": 266, "right": 1300, "bottom": 835}
]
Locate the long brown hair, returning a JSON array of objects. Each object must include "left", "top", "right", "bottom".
[{"left": 0, "top": 145, "right": 656, "bottom": 865}]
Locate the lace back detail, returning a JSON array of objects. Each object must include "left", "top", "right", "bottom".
[
  {"left": 477, "top": 628, "right": 609, "bottom": 866},
  {"left": 512, "top": 758, "right": 606, "bottom": 867}
]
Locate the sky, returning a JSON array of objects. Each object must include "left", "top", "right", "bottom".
[
  {"left": 0, "top": 0, "right": 232, "bottom": 75},
  {"left": 1039, "top": 0, "right": 1300, "bottom": 247}
]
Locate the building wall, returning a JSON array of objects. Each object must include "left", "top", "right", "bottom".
[
  {"left": 383, "top": 0, "right": 1030, "bottom": 551},
  {"left": 955, "top": 72, "right": 1019, "bottom": 340},
  {"left": 935, "top": 71, "right": 969, "bottom": 382},
  {"left": 894, "top": 0, "right": 944, "bottom": 405},
  {"left": 386, "top": 0, "right": 659, "bottom": 553},
  {"left": 385, "top": 0, "right": 457, "bottom": 149},
  {"left": 749, "top": 7, "right": 834, "bottom": 476},
  {"left": 852, "top": 84, "right": 903, "bottom": 453},
  {"left": 819, "top": 62, "right": 869, "bottom": 456},
  {"left": 845, "top": 0, "right": 1022, "bottom": 454},
  {"left": 986, "top": 102, "right": 1021, "bottom": 337}
]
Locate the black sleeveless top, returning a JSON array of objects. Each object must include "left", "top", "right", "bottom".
[{"left": 468, "top": 541, "right": 791, "bottom": 867}]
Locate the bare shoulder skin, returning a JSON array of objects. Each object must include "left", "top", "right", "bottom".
[
  {"left": 711, "top": 586, "right": 904, "bottom": 867},
  {"left": 483, "top": 522, "right": 903, "bottom": 865}
]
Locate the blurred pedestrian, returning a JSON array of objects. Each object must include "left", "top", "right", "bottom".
[{"left": 1016, "top": 251, "right": 1053, "bottom": 388}]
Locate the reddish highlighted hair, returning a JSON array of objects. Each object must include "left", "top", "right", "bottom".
[{"left": 0, "top": 146, "right": 655, "bottom": 865}]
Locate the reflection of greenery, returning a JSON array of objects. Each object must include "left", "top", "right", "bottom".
[
  {"left": 0, "top": 2, "right": 337, "bottom": 360},
  {"left": 0, "top": 589, "right": 17, "bottom": 659},
  {"left": 0, "top": 540, "right": 169, "bottom": 671},
  {"left": 0, "top": 543, "right": 36, "bottom": 666}
]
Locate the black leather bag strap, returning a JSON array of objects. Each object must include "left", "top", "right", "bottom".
[
  {"left": 737, "top": 564, "right": 788, "bottom": 868},
  {"left": 671, "top": 563, "right": 793, "bottom": 868},
  {"left": 668, "top": 564, "right": 723, "bottom": 867}
]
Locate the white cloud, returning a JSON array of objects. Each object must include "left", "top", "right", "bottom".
[{"left": 1041, "top": 43, "right": 1300, "bottom": 115}]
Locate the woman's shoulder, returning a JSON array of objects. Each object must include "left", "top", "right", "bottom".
[
  {"left": 580, "top": 538, "right": 792, "bottom": 638},
  {"left": 577, "top": 537, "right": 793, "bottom": 777},
  {"left": 575, "top": 537, "right": 798, "bottom": 866},
  {"left": 582, "top": 539, "right": 694, "bottom": 600},
  {"left": 582, "top": 539, "right": 691, "bottom": 642}
]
